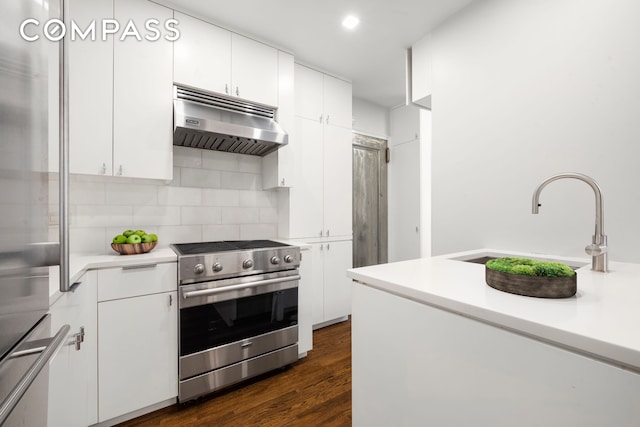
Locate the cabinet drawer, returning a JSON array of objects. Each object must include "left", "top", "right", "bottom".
[{"left": 98, "top": 262, "right": 177, "bottom": 301}]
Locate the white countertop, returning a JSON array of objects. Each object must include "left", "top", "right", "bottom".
[
  {"left": 49, "top": 247, "right": 177, "bottom": 304},
  {"left": 347, "top": 249, "right": 640, "bottom": 372}
]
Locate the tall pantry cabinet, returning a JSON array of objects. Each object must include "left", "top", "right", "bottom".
[{"left": 283, "top": 64, "right": 353, "bottom": 328}]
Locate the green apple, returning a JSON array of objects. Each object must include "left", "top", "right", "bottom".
[
  {"left": 134, "top": 229, "right": 146, "bottom": 237},
  {"left": 112, "top": 235, "right": 127, "bottom": 244},
  {"left": 141, "top": 234, "right": 153, "bottom": 243},
  {"left": 148, "top": 233, "right": 158, "bottom": 242},
  {"left": 122, "top": 229, "right": 135, "bottom": 237},
  {"left": 126, "top": 234, "right": 142, "bottom": 244}
]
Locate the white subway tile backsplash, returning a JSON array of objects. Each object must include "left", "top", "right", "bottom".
[
  {"left": 156, "top": 225, "right": 202, "bottom": 245},
  {"left": 75, "top": 205, "right": 133, "bottom": 227},
  {"left": 220, "top": 171, "right": 261, "bottom": 190},
  {"left": 132, "top": 205, "right": 181, "bottom": 226},
  {"left": 181, "top": 206, "right": 222, "bottom": 225},
  {"left": 105, "top": 183, "right": 158, "bottom": 206},
  {"left": 173, "top": 146, "right": 203, "bottom": 168},
  {"left": 221, "top": 207, "right": 259, "bottom": 224},
  {"left": 259, "top": 207, "right": 278, "bottom": 224},
  {"left": 70, "top": 182, "right": 105, "bottom": 205},
  {"left": 65, "top": 147, "right": 278, "bottom": 255},
  {"left": 239, "top": 224, "right": 278, "bottom": 240},
  {"left": 201, "top": 150, "right": 239, "bottom": 171},
  {"left": 158, "top": 186, "right": 202, "bottom": 206},
  {"left": 181, "top": 168, "right": 221, "bottom": 188},
  {"left": 239, "top": 190, "right": 276, "bottom": 207},
  {"left": 203, "top": 224, "right": 240, "bottom": 241},
  {"left": 202, "top": 189, "right": 240, "bottom": 207},
  {"left": 238, "top": 156, "right": 262, "bottom": 174}
]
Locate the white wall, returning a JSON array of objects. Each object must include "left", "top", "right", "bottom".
[
  {"left": 430, "top": 0, "right": 640, "bottom": 263},
  {"left": 352, "top": 97, "right": 390, "bottom": 138},
  {"left": 50, "top": 147, "right": 279, "bottom": 254}
]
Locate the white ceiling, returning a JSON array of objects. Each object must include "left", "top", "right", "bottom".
[{"left": 158, "top": 0, "right": 475, "bottom": 108}]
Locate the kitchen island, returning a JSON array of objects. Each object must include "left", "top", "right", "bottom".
[{"left": 347, "top": 249, "right": 640, "bottom": 427}]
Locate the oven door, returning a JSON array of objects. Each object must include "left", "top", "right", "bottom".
[{"left": 178, "top": 270, "right": 299, "bottom": 380}]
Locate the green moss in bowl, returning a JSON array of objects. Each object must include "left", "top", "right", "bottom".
[{"left": 486, "top": 257, "right": 575, "bottom": 278}]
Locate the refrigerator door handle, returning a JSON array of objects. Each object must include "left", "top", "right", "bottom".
[{"left": 0, "top": 323, "right": 70, "bottom": 425}]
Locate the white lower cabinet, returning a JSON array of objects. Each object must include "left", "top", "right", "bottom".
[
  {"left": 307, "top": 239, "right": 353, "bottom": 326},
  {"left": 48, "top": 271, "right": 98, "bottom": 427},
  {"left": 96, "top": 263, "right": 178, "bottom": 423}
]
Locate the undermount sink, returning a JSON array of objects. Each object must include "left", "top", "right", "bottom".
[{"left": 452, "top": 253, "right": 587, "bottom": 271}]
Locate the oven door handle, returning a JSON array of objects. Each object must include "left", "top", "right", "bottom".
[{"left": 182, "top": 275, "right": 301, "bottom": 299}]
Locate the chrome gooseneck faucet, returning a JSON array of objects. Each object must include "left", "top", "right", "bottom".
[{"left": 532, "top": 172, "right": 608, "bottom": 272}]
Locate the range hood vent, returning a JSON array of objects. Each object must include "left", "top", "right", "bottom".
[{"left": 173, "top": 85, "right": 288, "bottom": 157}]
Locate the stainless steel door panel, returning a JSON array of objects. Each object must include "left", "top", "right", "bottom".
[
  {"left": 179, "top": 271, "right": 299, "bottom": 308},
  {"left": 179, "top": 344, "right": 298, "bottom": 402},
  {"left": 180, "top": 325, "right": 297, "bottom": 380}
]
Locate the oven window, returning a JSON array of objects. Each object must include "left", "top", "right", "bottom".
[{"left": 180, "top": 287, "right": 298, "bottom": 356}]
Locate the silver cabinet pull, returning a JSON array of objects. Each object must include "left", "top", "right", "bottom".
[
  {"left": 319, "top": 230, "right": 323, "bottom": 237},
  {"left": 327, "top": 243, "right": 330, "bottom": 250},
  {"left": 281, "top": 178, "right": 285, "bottom": 186},
  {"left": 326, "top": 229, "right": 330, "bottom": 237},
  {"left": 101, "top": 163, "right": 107, "bottom": 174},
  {"left": 326, "top": 115, "right": 330, "bottom": 124},
  {"left": 235, "top": 86, "right": 239, "bottom": 96},
  {"left": 169, "top": 294, "right": 173, "bottom": 306},
  {"left": 122, "top": 263, "right": 158, "bottom": 271},
  {"left": 319, "top": 114, "right": 323, "bottom": 123},
  {"left": 182, "top": 275, "right": 300, "bottom": 299},
  {"left": 225, "top": 83, "right": 229, "bottom": 94},
  {"left": 118, "top": 165, "right": 123, "bottom": 176},
  {"left": 0, "top": 324, "right": 70, "bottom": 425},
  {"left": 73, "top": 327, "right": 85, "bottom": 351}
]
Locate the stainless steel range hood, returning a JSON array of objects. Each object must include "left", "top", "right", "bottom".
[{"left": 173, "top": 85, "right": 288, "bottom": 156}]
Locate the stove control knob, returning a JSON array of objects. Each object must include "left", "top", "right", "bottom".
[
  {"left": 242, "top": 259, "right": 254, "bottom": 269},
  {"left": 270, "top": 256, "right": 280, "bottom": 265},
  {"left": 194, "top": 263, "right": 205, "bottom": 275},
  {"left": 212, "top": 263, "right": 223, "bottom": 273},
  {"left": 284, "top": 255, "right": 294, "bottom": 263}
]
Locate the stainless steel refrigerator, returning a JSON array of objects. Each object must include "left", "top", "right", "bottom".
[{"left": 0, "top": 1, "right": 68, "bottom": 425}]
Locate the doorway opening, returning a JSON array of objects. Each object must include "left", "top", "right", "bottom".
[{"left": 352, "top": 133, "right": 388, "bottom": 268}]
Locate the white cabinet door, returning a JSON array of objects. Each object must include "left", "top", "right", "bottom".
[
  {"left": 98, "top": 291, "right": 178, "bottom": 422},
  {"left": 231, "top": 33, "right": 278, "bottom": 107},
  {"left": 310, "top": 243, "right": 325, "bottom": 325},
  {"left": 323, "top": 240, "right": 353, "bottom": 321},
  {"left": 294, "top": 64, "right": 324, "bottom": 122},
  {"left": 323, "top": 75, "right": 352, "bottom": 129},
  {"left": 113, "top": 0, "right": 173, "bottom": 180},
  {"left": 173, "top": 12, "right": 231, "bottom": 96},
  {"left": 68, "top": 0, "right": 113, "bottom": 176},
  {"left": 323, "top": 125, "right": 352, "bottom": 238},
  {"left": 263, "top": 50, "right": 295, "bottom": 189},
  {"left": 388, "top": 139, "right": 421, "bottom": 262},
  {"left": 289, "top": 117, "right": 324, "bottom": 239},
  {"left": 48, "top": 271, "right": 98, "bottom": 427}
]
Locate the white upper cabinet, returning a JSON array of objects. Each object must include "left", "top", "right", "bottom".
[
  {"left": 294, "top": 64, "right": 352, "bottom": 129},
  {"left": 68, "top": 0, "right": 173, "bottom": 180},
  {"left": 173, "top": 15, "right": 278, "bottom": 107},
  {"left": 411, "top": 33, "right": 432, "bottom": 109},
  {"left": 173, "top": 12, "right": 231, "bottom": 95},
  {"left": 113, "top": 0, "right": 173, "bottom": 180},
  {"left": 294, "top": 65, "right": 324, "bottom": 122},
  {"left": 323, "top": 75, "right": 353, "bottom": 129},
  {"left": 68, "top": 0, "right": 113, "bottom": 176},
  {"left": 231, "top": 34, "right": 278, "bottom": 106}
]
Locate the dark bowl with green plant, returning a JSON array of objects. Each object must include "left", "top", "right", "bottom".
[{"left": 485, "top": 257, "right": 577, "bottom": 298}]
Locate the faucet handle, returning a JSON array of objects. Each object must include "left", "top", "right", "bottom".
[{"left": 585, "top": 243, "right": 608, "bottom": 257}]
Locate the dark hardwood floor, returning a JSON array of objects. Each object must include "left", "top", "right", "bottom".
[{"left": 122, "top": 319, "right": 352, "bottom": 427}]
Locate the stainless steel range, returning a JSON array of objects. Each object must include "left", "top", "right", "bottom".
[{"left": 171, "top": 240, "right": 301, "bottom": 402}]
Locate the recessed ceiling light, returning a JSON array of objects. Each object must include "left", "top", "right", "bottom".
[{"left": 342, "top": 15, "right": 360, "bottom": 30}]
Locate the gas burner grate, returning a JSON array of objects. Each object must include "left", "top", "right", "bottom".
[{"left": 172, "top": 240, "right": 290, "bottom": 255}]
